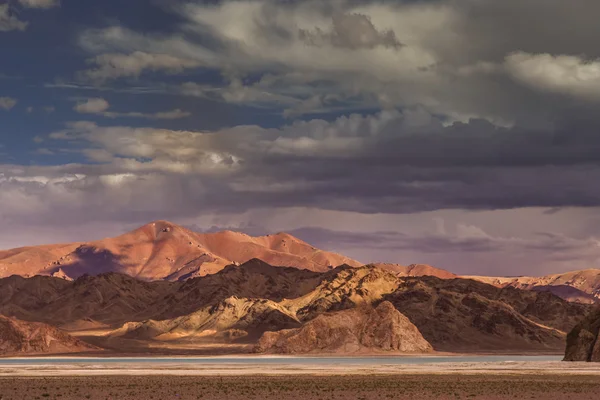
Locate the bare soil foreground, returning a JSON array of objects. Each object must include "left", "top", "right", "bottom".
[{"left": 1, "top": 374, "right": 600, "bottom": 400}]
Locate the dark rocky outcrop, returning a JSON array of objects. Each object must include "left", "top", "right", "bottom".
[{"left": 564, "top": 308, "right": 600, "bottom": 361}]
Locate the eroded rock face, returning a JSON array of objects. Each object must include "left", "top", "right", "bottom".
[
  {"left": 0, "top": 315, "right": 97, "bottom": 355},
  {"left": 564, "top": 308, "right": 600, "bottom": 362},
  {"left": 384, "top": 276, "right": 587, "bottom": 352},
  {"left": 254, "top": 301, "right": 433, "bottom": 354},
  {"left": 111, "top": 296, "right": 301, "bottom": 342},
  {"left": 291, "top": 265, "right": 402, "bottom": 322}
]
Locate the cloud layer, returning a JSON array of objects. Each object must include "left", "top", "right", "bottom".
[
  {"left": 74, "top": 0, "right": 600, "bottom": 125},
  {"left": 78, "top": 52, "right": 201, "bottom": 83}
]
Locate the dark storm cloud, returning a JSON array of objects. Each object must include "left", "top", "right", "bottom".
[
  {"left": 286, "top": 228, "right": 496, "bottom": 253},
  {"left": 215, "top": 166, "right": 600, "bottom": 214},
  {"left": 194, "top": 110, "right": 600, "bottom": 214},
  {"left": 455, "top": 0, "right": 600, "bottom": 61},
  {"left": 273, "top": 227, "right": 600, "bottom": 260},
  {"left": 6, "top": 106, "right": 600, "bottom": 230},
  {"left": 67, "top": 0, "right": 600, "bottom": 128}
]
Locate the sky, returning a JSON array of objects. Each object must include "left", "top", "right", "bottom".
[{"left": 3, "top": 0, "right": 600, "bottom": 276}]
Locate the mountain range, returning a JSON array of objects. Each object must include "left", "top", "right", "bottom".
[
  {"left": 2, "top": 220, "right": 599, "bottom": 305},
  {"left": 0, "top": 259, "right": 591, "bottom": 356},
  {"left": 0, "top": 220, "right": 360, "bottom": 281},
  {"left": 0, "top": 220, "right": 599, "bottom": 357},
  {"left": 466, "top": 271, "right": 600, "bottom": 304}
]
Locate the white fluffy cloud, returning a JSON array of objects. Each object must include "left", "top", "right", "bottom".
[
  {"left": 18, "top": 0, "right": 60, "bottom": 9},
  {"left": 74, "top": 98, "right": 110, "bottom": 114},
  {"left": 0, "top": 97, "right": 17, "bottom": 110},
  {"left": 48, "top": 121, "right": 240, "bottom": 174},
  {"left": 73, "top": 97, "right": 191, "bottom": 120},
  {"left": 505, "top": 52, "right": 600, "bottom": 100}
]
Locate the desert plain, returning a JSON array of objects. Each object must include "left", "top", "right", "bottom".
[
  {"left": 1, "top": 372, "right": 600, "bottom": 400},
  {"left": 1, "top": 358, "right": 600, "bottom": 400}
]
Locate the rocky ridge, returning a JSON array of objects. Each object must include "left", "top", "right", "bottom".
[
  {"left": 0, "top": 261, "right": 592, "bottom": 355},
  {"left": 255, "top": 301, "right": 433, "bottom": 354},
  {"left": 0, "top": 221, "right": 360, "bottom": 281},
  {"left": 564, "top": 308, "right": 600, "bottom": 362},
  {"left": 0, "top": 315, "right": 97, "bottom": 355}
]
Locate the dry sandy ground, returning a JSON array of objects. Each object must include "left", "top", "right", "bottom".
[
  {"left": 1, "top": 360, "right": 600, "bottom": 377},
  {"left": 1, "top": 360, "right": 599, "bottom": 399},
  {"left": 1, "top": 375, "right": 600, "bottom": 400}
]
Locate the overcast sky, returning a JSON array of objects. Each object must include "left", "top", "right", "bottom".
[{"left": 3, "top": 0, "right": 600, "bottom": 276}]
